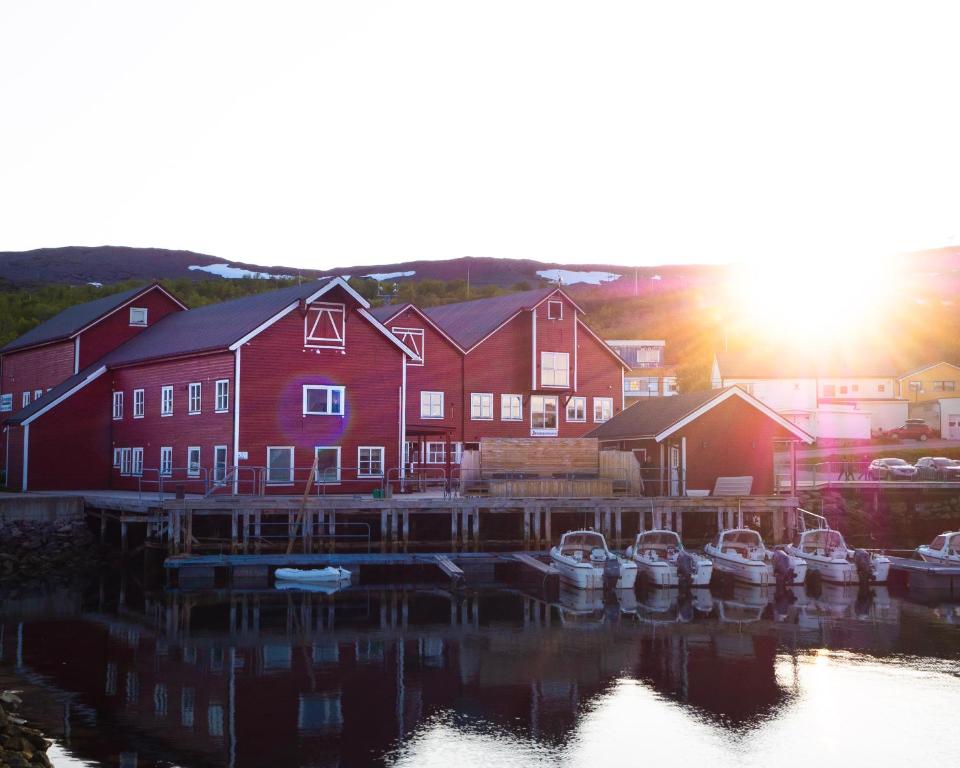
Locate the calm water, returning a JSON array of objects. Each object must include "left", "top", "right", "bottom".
[{"left": 2, "top": 574, "right": 960, "bottom": 768}]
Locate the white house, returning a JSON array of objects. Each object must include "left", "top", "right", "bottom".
[{"left": 711, "top": 351, "right": 909, "bottom": 441}]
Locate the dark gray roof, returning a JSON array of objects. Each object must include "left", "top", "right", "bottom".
[
  {"left": 368, "top": 303, "right": 411, "bottom": 323},
  {"left": 1, "top": 284, "right": 157, "bottom": 354},
  {"left": 102, "top": 279, "right": 335, "bottom": 367},
  {"left": 4, "top": 365, "right": 105, "bottom": 425},
  {"left": 423, "top": 288, "right": 558, "bottom": 349},
  {"left": 586, "top": 389, "right": 729, "bottom": 441}
]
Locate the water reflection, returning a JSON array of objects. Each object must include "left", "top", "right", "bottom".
[{"left": 0, "top": 576, "right": 958, "bottom": 768}]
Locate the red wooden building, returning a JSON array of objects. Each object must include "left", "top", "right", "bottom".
[
  {"left": 586, "top": 386, "right": 813, "bottom": 495},
  {"left": 371, "top": 287, "right": 628, "bottom": 470}
]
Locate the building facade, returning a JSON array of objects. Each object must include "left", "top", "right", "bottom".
[{"left": 606, "top": 339, "right": 678, "bottom": 403}]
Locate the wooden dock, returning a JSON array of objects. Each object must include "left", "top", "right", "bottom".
[{"left": 887, "top": 555, "right": 960, "bottom": 597}]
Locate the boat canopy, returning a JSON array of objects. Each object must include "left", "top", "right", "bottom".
[
  {"left": 714, "top": 529, "right": 763, "bottom": 549},
  {"left": 637, "top": 531, "right": 681, "bottom": 548},
  {"left": 559, "top": 531, "right": 607, "bottom": 554},
  {"left": 795, "top": 529, "right": 846, "bottom": 552}
]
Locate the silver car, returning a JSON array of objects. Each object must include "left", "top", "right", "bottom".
[
  {"left": 915, "top": 457, "right": 960, "bottom": 481},
  {"left": 868, "top": 457, "right": 918, "bottom": 480}
]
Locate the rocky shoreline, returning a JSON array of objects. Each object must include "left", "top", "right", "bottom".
[
  {"left": 0, "top": 518, "right": 109, "bottom": 588},
  {"left": 0, "top": 693, "right": 51, "bottom": 768}
]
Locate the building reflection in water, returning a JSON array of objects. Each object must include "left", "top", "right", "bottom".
[{"left": 0, "top": 576, "right": 957, "bottom": 768}]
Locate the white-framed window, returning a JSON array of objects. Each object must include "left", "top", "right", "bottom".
[
  {"left": 531, "top": 395, "right": 559, "bottom": 435},
  {"left": 470, "top": 392, "right": 493, "bottom": 420},
  {"left": 501, "top": 394, "right": 522, "bottom": 421},
  {"left": 315, "top": 446, "right": 341, "bottom": 484},
  {"left": 452, "top": 442, "right": 463, "bottom": 464},
  {"left": 160, "top": 447, "right": 173, "bottom": 477},
  {"left": 132, "top": 447, "right": 144, "bottom": 477},
  {"left": 188, "top": 383, "right": 201, "bottom": 414},
  {"left": 33, "top": 389, "right": 42, "bottom": 401},
  {"left": 213, "top": 445, "right": 228, "bottom": 483},
  {"left": 358, "top": 446, "right": 385, "bottom": 477},
  {"left": 266, "top": 446, "right": 294, "bottom": 484},
  {"left": 113, "top": 448, "right": 122, "bottom": 468},
  {"left": 593, "top": 397, "right": 613, "bottom": 423},
  {"left": 133, "top": 388, "right": 145, "bottom": 418},
  {"left": 303, "top": 385, "right": 345, "bottom": 416},
  {"left": 304, "top": 302, "right": 346, "bottom": 348},
  {"left": 392, "top": 327, "right": 424, "bottom": 365},
  {"left": 426, "top": 442, "right": 446, "bottom": 463},
  {"left": 540, "top": 352, "right": 570, "bottom": 387},
  {"left": 129, "top": 307, "right": 148, "bottom": 326},
  {"left": 420, "top": 391, "right": 444, "bottom": 419},
  {"left": 547, "top": 300, "right": 563, "bottom": 320},
  {"left": 215, "top": 380, "right": 229, "bottom": 413},
  {"left": 161, "top": 385, "right": 173, "bottom": 416},
  {"left": 22, "top": 392, "right": 30, "bottom": 407},
  {"left": 566, "top": 396, "right": 586, "bottom": 422},
  {"left": 187, "top": 446, "right": 201, "bottom": 477},
  {"left": 120, "top": 448, "right": 132, "bottom": 476},
  {"left": 112, "top": 391, "right": 123, "bottom": 420}
]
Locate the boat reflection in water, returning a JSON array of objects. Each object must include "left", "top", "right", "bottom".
[{"left": 1, "top": 575, "right": 959, "bottom": 768}]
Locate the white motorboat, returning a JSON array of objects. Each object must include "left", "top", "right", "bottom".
[
  {"left": 704, "top": 528, "right": 806, "bottom": 586},
  {"left": 626, "top": 529, "right": 713, "bottom": 587},
  {"left": 274, "top": 566, "right": 351, "bottom": 583},
  {"left": 786, "top": 527, "right": 891, "bottom": 584},
  {"left": 916, "top": 531, "right": 960, "bottom": 564},
  {"left": 274, "top": 580, "right": 348, "bottom": 595},
  {"left": 549, "top": 530, "right": 638, "bottom": 590}
]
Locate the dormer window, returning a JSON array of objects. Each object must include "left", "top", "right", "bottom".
[
  {"left": 129, "top": 307, "right": 148, "bottom": 326},
  {"left": 304, "top": 303, "right": 345, "bottom": 348},
  {"left": 547, "top": 300, "right": 563, "bottom": 320}
]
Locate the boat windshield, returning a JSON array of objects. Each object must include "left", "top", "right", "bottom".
[
  {"left": 799, "top": 530, "right": 846, "bottom": 553},
  {"left": 724, "top": 530, "right": 762, "bottom": 548},
  {"left": 930, "top": 535, "right": 947, "bottom": 551},
  {"left": 949, "top": 534, "right": 960, "bottom": 553},
  {"left": 638, "top": 531, "right": 680, "bottom": 549},
  {"left": 560, "top": 532, "right": 606, "bottom": 555}
]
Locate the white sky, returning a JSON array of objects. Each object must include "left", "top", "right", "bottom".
[{"left": 2, "top": 1, "right": 959, "bottom": 270}]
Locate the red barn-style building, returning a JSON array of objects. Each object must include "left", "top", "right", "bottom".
[
  {"left": 587, "top": 386, "right": 813, "bottom": 495},
  {"left": 371, "top": 287, "right": 628, "bottom": 467}
]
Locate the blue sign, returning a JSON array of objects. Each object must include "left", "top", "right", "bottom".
[{"left": 0, "top": 393, "right": 11, "bottom": 412}]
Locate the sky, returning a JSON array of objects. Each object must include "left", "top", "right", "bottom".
[{"left": 2, "top": 1, "right": 960, "bottom": 271}]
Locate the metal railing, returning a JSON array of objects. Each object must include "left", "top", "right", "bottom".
[
  {"left": 455, "top": 465, "right": 683, "bottom": 497},
  {"left": 775, "top": 460, "right": 960, "bottom": 491},
  {"left": 136, "top": 467, "right": 210, "bottom": 502}
]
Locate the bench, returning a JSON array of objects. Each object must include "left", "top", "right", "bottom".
[{"left": 712, "top": 476, "right": 754, "bottom": 496}]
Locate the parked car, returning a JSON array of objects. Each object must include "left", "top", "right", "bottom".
[
  {"left": 885, "top": 419, "right": 938, "bottom": 441},
  {"left": 915, "top": 457, "right": 960, "bottom": 481},
  {"left": 868, "top": 457, "right": 918, "bottom": 480}
]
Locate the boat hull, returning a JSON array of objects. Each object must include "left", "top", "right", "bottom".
[
  {"left": 634, "top": 558, "right": 713, "bottom": 587},
  {"left": 550, "top": 552, "right": 637, "bottom": 590},
  {"left": 275, "top": 566, "right": 351, "bottom": 583},
  {"left": 705, "top": 546, "right": 806, "bottom": 586},
  {"left": 917, "top": 548, "right": 960, "bottom": 565},
  {"left": 786, "top": 548, "right": 891, "bottom": 584}
]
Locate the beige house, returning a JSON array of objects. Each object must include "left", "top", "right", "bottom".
[{"left": 898, "top": 362, "right": 960, "bottom": 403}]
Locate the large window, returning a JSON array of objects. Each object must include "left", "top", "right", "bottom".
[
  {"left": 358, "top": 446, "right": 385, "bottom": 477},
  {"left": 392, "top": 327, "right": 424, "bottom": 365},
  {"left": 132, "top": 447, "right": 144, "bottom": 477},
  {"left": 540, "top": 352, "right": 570, "bottom": 387},
  {"left": 501, "top": 394, "right": 522, "bottom": 421},
  {"left": 471, "top": 393, "right": 493, "bottom": 420},
  {"left": 129, "top": 307, "right": 148, "bottom": 326},
  {"left": 215, "top": 380, "right": 230, "bottom": 412},
  {"left": 304, "top": 302, "right": 345, "bottom": 348},
  {"left": 112, "top": 391, "right": 123, "bottom": 420},
  {"left": 187, "top": 447, "right": 201, "bottom": 477},
  {"left": 120, "top": 448, "right": 132, "bottom": 475},
  {"left": 593, "top": 397, "right": 613, "bottom": 423},
  {"left": 188, "top": 383, "right": 202, "bottom": 414},
  {"left": 303, "top": 385, "right": 345, "bottom": 416},
  {"left": 566, "top": 396, "right": 586, "bottom": 422},
  {"left": 426, "top": 442, "right": 462, "bottom": 464},
  {"left": 133, "top": 389, "right": 145, "bottom": 418},
  {"left": 315, "top": 446, "right": 341, "bottom": 484},
  {"left": 420, "top": 391, "right": 444, "bottom": 419},
  {"left": 160, "top": 447, "right": 173, "bottom": 477},
  {"left": 266, "top": 446, "right": 294, "bottom": 484},
  {"left": 161, "top": 385, "right": 173, "bottom": 416},
  {"left": 531, "top": 395, "right": 558, "bottom": 435}
]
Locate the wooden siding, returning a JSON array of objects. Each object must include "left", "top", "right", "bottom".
[
  {"left": 599, "top": 450, "right": 643, "bottom": 493},
  {"left": 480, "top": 437, "right": 598, "bottom": 476},
  {"left": 4, "top": 425, "right": 23, "bottom": 490},
  {"left": 25, "top": 374, "right": 112, "bottom": 491},
  {"left": 1, "top": 340, "right": 75, "bottom": 403},
  {"left": 78, "top": 286, "right": 184, "bottom": 368},
  {"left": 575, "top": 321, "right": 624, "bottom": 426},
  {"left": 534, "top": 293, "right": 577, "bottom": 390},
  {"left": 238, "top": 284, "right": 405, "bottom": 492},
  {"left": 109, "top": 353, "right": 235, "bottom": 491}
]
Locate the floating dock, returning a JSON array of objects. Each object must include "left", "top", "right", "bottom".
[{"left": 887, "top": 556, "right": 960, "bottom": 598}]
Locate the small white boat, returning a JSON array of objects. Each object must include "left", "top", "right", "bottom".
[
  {"left": 549, "top": 530, "right": 638, "bottom": 590},
  {"left": 786, "top": 527, "right": 890, "bottom": 584},
  {"left": 916, "top": 531, "right": 960, "bottom": 564},
  {"left": 626, "top": 529, "right": 713, "bottom": 587},
  {"left": 274, "top": 580, "right": 348, "bottom": 595},
  {"left": 704, "top": 528, "right": 806, "bottom": 586},
  {"left": 274, "top": 566, "right": 351, "bottom": 583}
]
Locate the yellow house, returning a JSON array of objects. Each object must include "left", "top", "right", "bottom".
[{"left": 898, "top": 362, "right": 960, "bottom": 402}]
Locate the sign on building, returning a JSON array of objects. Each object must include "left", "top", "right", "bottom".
[{"left": 0, "top": 393, "right": 11, "bottom": 412}]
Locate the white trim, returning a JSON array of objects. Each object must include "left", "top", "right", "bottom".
[
  {"left": 302, "top": 385, "right": 346, "bottom": 416},
  {"left": 232, "top": 348, "right": 241, "bottom": 494},
  {"left": 681, "top": 436, "right": 687, "bottom": 495},
  {"left": 399, "top": 355, "right": 407, "bottom": 481},
  {"left": 897, "top": 361, "right": 960, "bottom": 380},
  {"left": 73, "top": 337, "right": 80, "bottom": 374},
  {"left": 419, "top": 390, "right": 444, "bottom": 419},
  {"left": 470, "top": 392, "right": 494, "bottom": 420},
  {"left": 530, "top": 288, "right": 586, "bottom": 315},
  {"left": 593, "top": 397, "right": 614, "bottom": 423},
  {"left": 229, "top": 302, "right": 299, "bottom": 351},
  {"left": 119, "top": 447, "right": 132, "bottom": 476},
  {"left": 547, "top": 300, "right": 563, "bottom": 320},
  {"left": 531, "top": 309, "right": 537, "bottom": 389},
  {"left": 215, "top": 379, "right": 230, "bottom": 413},
  {"left": 540, "top": 351, "right": 570, "bottom": 388},
  {"left": 383, "top": 304, "right": 466, "bottom": 353},
  {"left": 357, "top": 445, "right": 385, "bottom": 478},
  {"left": 22, "top": 423, "right": 29, "bottom": 491},
  {"left": 576, "top": 318, "right": 630, "bottom": 370},
  {"left": 605, "top": 339, "right": 666, "bottom": 347},
  {"left": 129, "top": 307, "right": 148, "bottom": 327},
  {"left": 530, "top": 394, "right": 559, "bottom": 436},
  {"left": 306, "top": 276, "right": 371, "bottom": 309},
  {"left": 266, "top": 445, "right": 295, "bottom": 485},
  {"left": 132, "top": 447, "right": 144, "bottom": 477},
  {"left": 314, "top": 445, "right": 341, "bottom": 484},
  {"left": 565, "top": 395, "right": 586, "bottom": 423},
  {"left": 5, "top": 426, "right": 10, "bottom": 489},
  {"left": 161, "top": 385, "right": 173, "bottom": 417},
  {"left": 303, "top": 301, "right": 346, "bottom": 349},
  {"left": 500, "top": 393, "right": 523, "bottom": 421},
  {"left": 391, "top": 326, "right": 425, "bottom": 366},
  {"left": 160, "top": 446, "right": 173, "bottom": 477},
  {"left": 69, "top": 283, "right": 188, "bottom": 340},
  {"left": 187, "top": 446, "right": 202, "bottom": 477},
  {"left": 621, "top": 367, "right": 625, "bottom": 412},
  {"left": 22, "top": 366, "right": 108, "bottom": 426},
  {"left": 112, "top": 390, "right": 123, "bottom": 420},
  {"left": 133, "top": 388, "right": 145, "bottom": 419},
  {"left": 573, "top": 313, "right": 578, "bottom": 391},
  {"left": 188, "top": 382, "right": 202, "bottom": 414},
  {"left": 357, "top": 308, "right": 421, "bottom": 361},
  {"left": 654, "top": 387, "right": 815, "bottom": 444},
  {"left": 213, "top": 444, "right": 229, "bottom": 484}
]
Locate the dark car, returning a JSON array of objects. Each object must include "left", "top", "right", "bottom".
[
  {"left": 885, "top": 419, "right": 938, "bottom": 441},
  {"left": 915, "top": 457, "right": 960, "bottom": 481}
]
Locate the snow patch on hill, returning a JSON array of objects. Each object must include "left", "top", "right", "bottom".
[
  {"left": 189, "top": 264, "right": 294, "bottom": 280},
  {"left": 363, "top": 270, "right": 416, "bottom": 281},
  {"left": 536, "top": 269, "right": 622, "bottom": 285}
]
